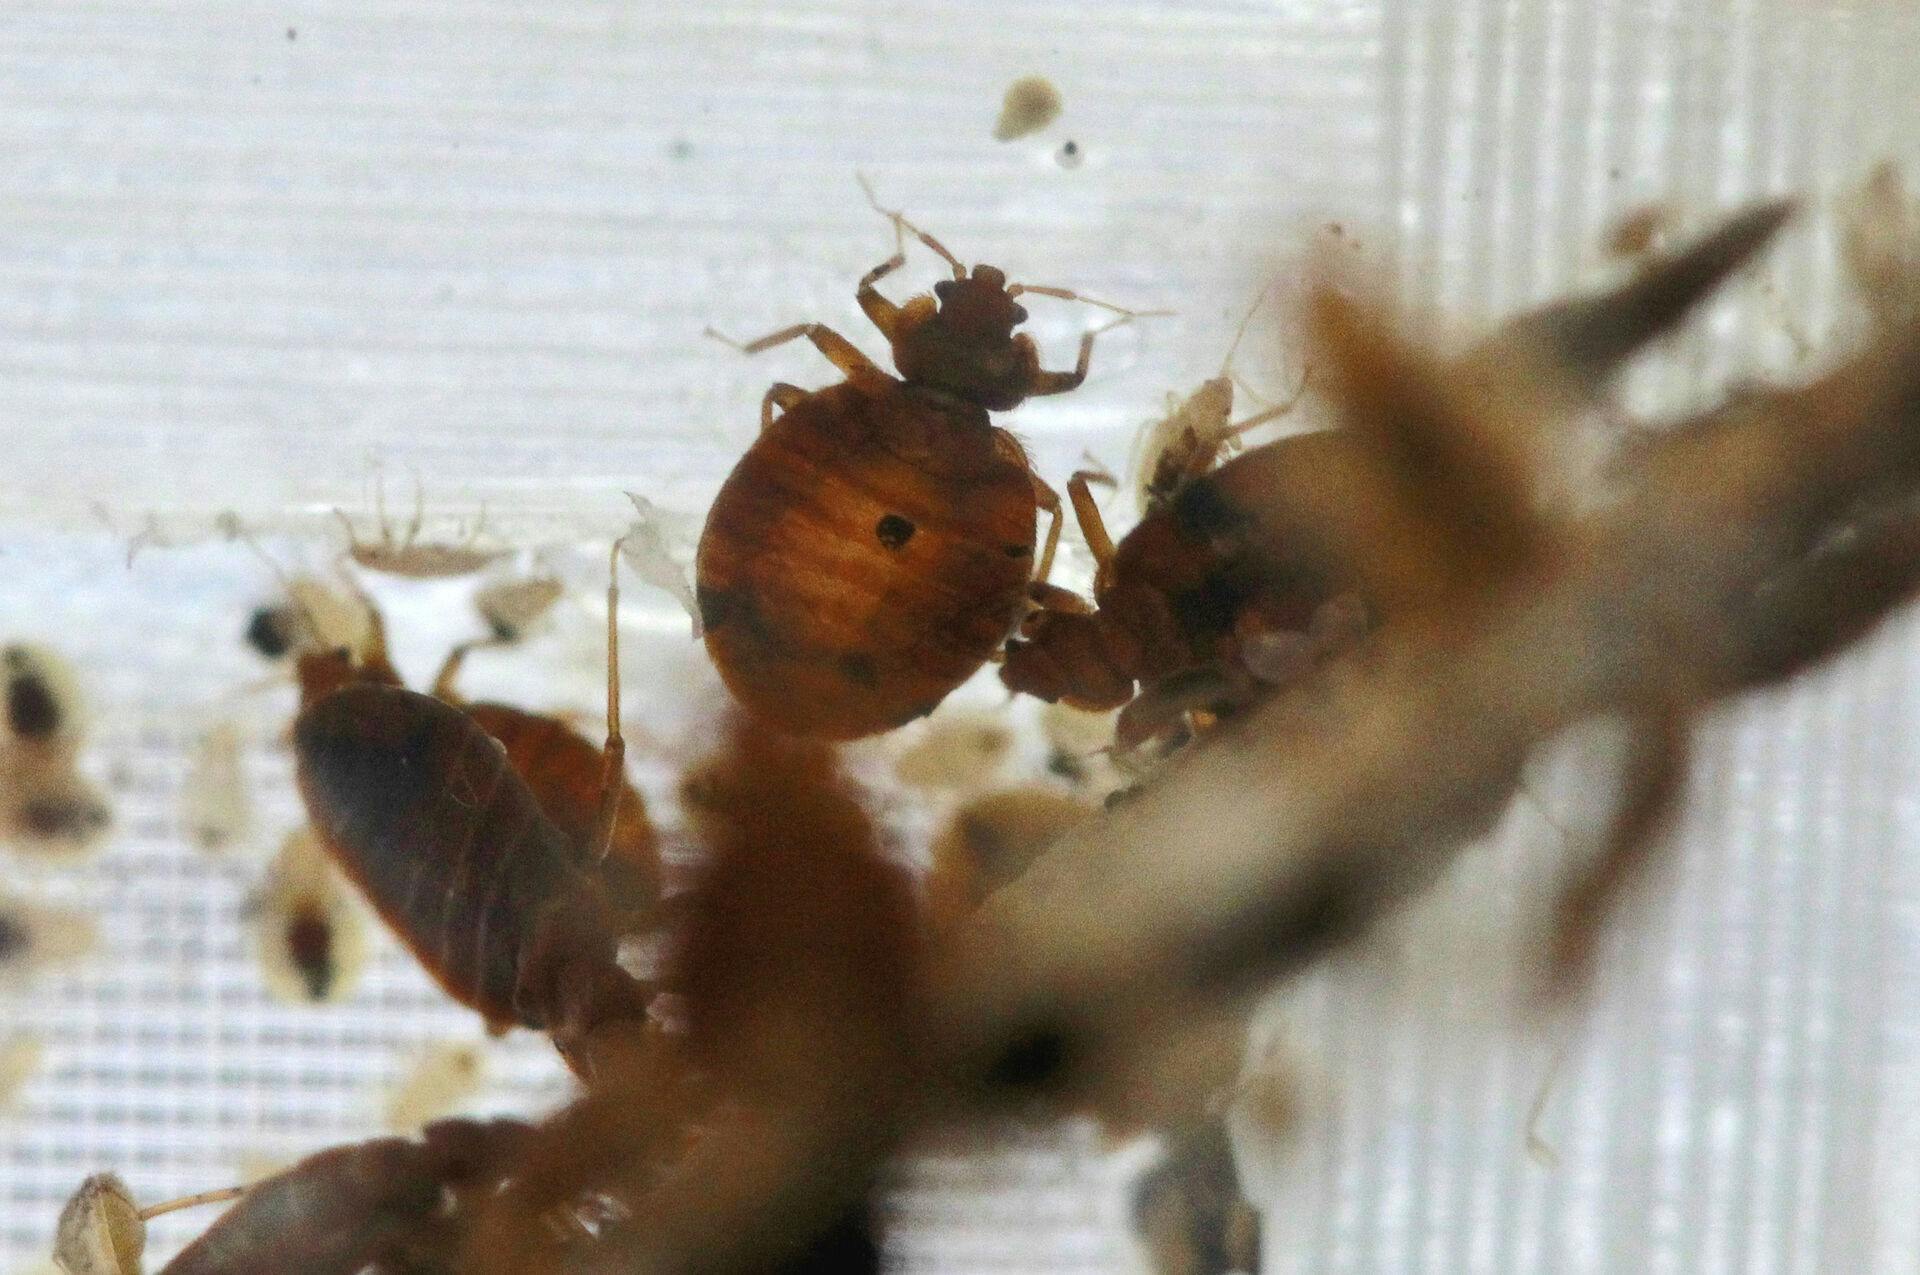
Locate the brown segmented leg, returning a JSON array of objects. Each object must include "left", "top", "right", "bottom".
[
  {"left": 759, "top": 382, "right": 808, "bottom": 433},
  {"left": 1067, "top": 471, "right": 1118, "bottom": 592},
  {"left": 588, "top": 539, "right": 628, "bottom": 865},
  {"left": 855, "top": 251, "right": 909, "bottom": 341},
  {"left": 1023, "top": 311, "right": 1145, "bottom": 399},
  {"left": 1031, "top": 472, "right": 1064, "bottom": 585},
  {"left": 704, "top": 322, "right": 889, "bottom": 391},
  {"left": 858, "top": 172, "right": 967, "bottom": 281},
  {"left": 429, "top": 637, "right": 508, "bottom": 703}
]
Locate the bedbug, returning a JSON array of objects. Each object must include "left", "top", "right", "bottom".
[
  {"left": 0, "top": 644, "right": 112, "bottom": 854},
  {"left": 333, "top": 477, "right": 507, "bottom": 579},
  {"left": 249, "top": 827, "right": 368, "bottom": 1006},
  {"left": 292, "top": 543, "right": 656, "bottom": 1059},
  {"left": 1127, "top": 285, "right": 1309, "bottom": 517},
  {"left": 1004, "top": 205, "right": 1798, "bottom": 750},
  {"left": 695, "top": 182, "right": 1152, "bottom": 739},
  {"left": 4, "top": 644, "right": 81, "bottom": 746},
  {"left": 1003, "top": 427, "right": 1376, "bottom": 747}
]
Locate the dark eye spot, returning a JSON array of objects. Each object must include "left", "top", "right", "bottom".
[
  {"left": 7, "top": 675, "right": 60, "bottom": 740},
  {"left": 838, "top": 653, "right": 878, "bottom": 688},
  {"left": 1003, "top": 543, "right": 1030, "bottom": 558},
  {"left": 934, "top": 280, "right": 954, "bottom": 300},
  {"left": 1012, "top": 305, "right": 1028, "bottom": 325},
  {"left": 875, "top": 514, "right": 916, "bottom": 549}
]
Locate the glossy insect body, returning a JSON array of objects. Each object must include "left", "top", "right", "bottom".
[
  {"left": 699, "top": 382, "right": 1038, "bottom": 738},
  {"left": 457, "top": 701, "right": 659, "bottom": 919},
  {"left": 291, "top": 563, "right": 656, "bottom": 1046},
  {"left": 697, "top": 189, "right": 1139, "bottom": 739},
  {"left": 298, "top": 686, "right": 628, "bottom": 1035}
]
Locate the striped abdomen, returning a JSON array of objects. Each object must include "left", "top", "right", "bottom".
[
  {"left": 697, "top": 381, "right": 1037, "bottom": 739},
  {"left": 294, "top": 685, "right": 604, "bottom": 1031}
]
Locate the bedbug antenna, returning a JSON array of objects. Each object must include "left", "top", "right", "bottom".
[
  {"left": 857, "top": 171, "right": 965, "bottom": 280},
  {"left": 1007, "top": 281, "right": 1174, "bottom": 320},
  {"left": 1221, "top": 280, "right": 1277, "bottom": 372}
]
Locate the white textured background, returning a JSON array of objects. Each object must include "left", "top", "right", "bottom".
[{"left": 2, "top": 1, "right": 1920, "bottom": 1271}]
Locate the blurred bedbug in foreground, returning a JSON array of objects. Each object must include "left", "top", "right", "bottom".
[
  {"left": 1003, "top": 203, "right": 1799, "bottom": 752},
  {"left": 695, "top": 180, "right": 1155, "bottom": 739}
]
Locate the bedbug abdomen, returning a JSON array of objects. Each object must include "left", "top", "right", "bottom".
[
  {"left": 294, "top": 686, "right": 599, "bottom": 1031},
  {"left": 462, "top": 702, "right": 662, "bottom": 922},
  {"left": 698, "top": 384, "right": 1037, "bottom": 739}
]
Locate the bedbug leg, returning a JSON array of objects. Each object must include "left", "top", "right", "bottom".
[
  {"left": 1067, "top": 471, "right": 1118, "bottom": 593},
  {"left": 429, "top": 637, "right": 509, "bottom": 704},
  {"left": 858, "top": 172, "right": 965, "bottom": 281},
  {"left": 1021, "top": 312, "right": 1139, "bottom": 398},
  {"left": 588, "top": 538, "right": 629, "bottom": 866},
  {"left": 1031, "top": 473, "right": 1064, "bottom": 585},
  {"left": 759, "top": 382, "right": 809, "bottom": 433},
  {"left": 704, "top": 322, "right": 891, "bottom": 391}
]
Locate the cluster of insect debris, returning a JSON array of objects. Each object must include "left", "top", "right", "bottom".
[{"left": 19, "top": 160, "right": 1920, "bottom": 1275}]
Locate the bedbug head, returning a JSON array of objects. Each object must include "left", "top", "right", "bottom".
[{"left": 931, "top": 266, "right": 1029, "bottom": 339}]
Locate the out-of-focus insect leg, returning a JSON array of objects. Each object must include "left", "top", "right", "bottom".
[
  {"left": 429, "top": 638, "right": 508, "bottom": 704},
  {"left": 1545, "top": 702, "right": 1691, "bottom": 997}
]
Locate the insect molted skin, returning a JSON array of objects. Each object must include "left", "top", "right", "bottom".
[
  {"left": 251, "top": 828, "right": 367, "bottom": 1007},
  {"left": 698, "top": 186, "right": 1146, "bottom": 739},
  {"left": 3, "top": 644, "right": 81, "bottom": 745}
]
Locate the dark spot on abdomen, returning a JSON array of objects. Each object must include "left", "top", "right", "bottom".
[
  {"left": 838, "top": 653, "right": 879, "bottom": 688},
  {"left": 18, "top": 794, "right": 107, "bottom": 841},
  {"left": 245, "top": 606, "right": 297, "bottom": 660},
  {"left": 696, "top": 585, "right": 738, "bottom": 633},
  {"left": 875, "top": 514, "right": 917, "bottom": 549}
]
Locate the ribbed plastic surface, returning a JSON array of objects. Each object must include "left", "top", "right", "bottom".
[{"left": 3, "top": 1, "right": 1918, "bottom": 1270}]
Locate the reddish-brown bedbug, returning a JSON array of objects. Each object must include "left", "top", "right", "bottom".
[{"left": 695, "top": 182, "right": 1154, "bottom": 739}]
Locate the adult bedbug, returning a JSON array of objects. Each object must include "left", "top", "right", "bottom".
[
  {"left": 695, "top": 182, "right": 1153, "bottom": 739},
  {"left": 1003, "top": 203, "right": 1800, "bottom": 750},
  {"left": 291, "top": 544, "right": 657, "bottom": 1057}
]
